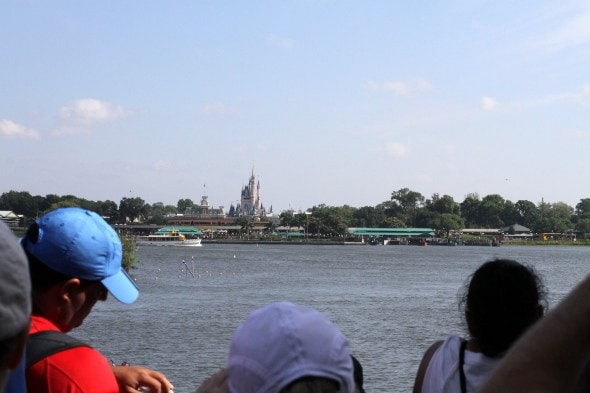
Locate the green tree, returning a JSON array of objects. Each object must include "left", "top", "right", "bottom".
[
  {"left": 575, "top": 218, "right": 590, "bottom": 239},
  {"left": 119, "top": 197, "right": 147, "bottom": 223},
  {"left": 432, "top": 213, "right": 464, "bottom": 237},
  {"left": 279, "top": 211, "right": 296, "bottom": 227},
  {"left": 309, "top": 205, "right": 351, "bottom": 237},
  {"left": 265, "top": 220, "right": 278, "bottom": 235},
  {"left": 575, "top": 198, "right": 590, "bottom": 219},
  {"left": 291, "top": 212, "right": 307, "bottom": 229},
  {"left": 514, "top": 200, "right": 539, "bottom": 229},
  {"left": 48, "top": 199, "right": 80, "bottom": 211},
  {"left": 381, "top": 199, "right": 403, "bottom": 222},
  {"left": 460, "top": 193, "right": 481, "bottom": 228},
  {"left": 352, "top": 206, "right": 386, "bottom": 227},
  {"left": 96, "top": 200, "right": 119, "bottom": 223},
  {"left": 237, "top": 216, "right": 253, "bottom": 238},
  {"left": 500, "top": 200, "right": 519, "bottom": 227},
  {"left": 0, "top": 190, "right": 39, "bottom": 218},
  {"left": 420, "top": 194, "right": 462, "bottom": 231},
  {"left": 390, "top": 188, "right": 424, "bottom": 226},
  {"left": 414, "top": 208, "right": 434, "bottom": 227},
  {"left": 478, "top": 194, "right": 506, "bottom": 228},
  {"left": 535, "top": 201, "right": 573, "bottom": 233},
  {"left": 427, "top": 194, "right": 460, "bottom": 215},
  {"left": 146, "top": 202, "right": 163, "bottom": 225},
  {"left": 120, "top": 234, "right": 138, "bottom": 272},
  {"left": 177, "top": 198, "right": 194, "bottom": 213},
  {"left": 383, "top": 216, "right": 407, "bottom": 228}
]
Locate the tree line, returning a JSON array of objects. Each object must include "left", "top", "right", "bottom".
[
  {"left": 2, "top": 189, "right": 590, "bottom": 237},
  {"left": 278, "top": 189, "right": 590, "bottom": 238}
]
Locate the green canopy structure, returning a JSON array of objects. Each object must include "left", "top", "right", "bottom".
[
  {"left": 155, "top": 226, "right": 204, "bottom": 236},
  {"left": 348, "top": 227, "right": 435, "bottom": 237}
]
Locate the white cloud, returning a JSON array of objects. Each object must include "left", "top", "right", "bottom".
[
  {"left": 562, "top": 130, "right": 590, "bottom": 138},
  {"left": 481, "top": 96, "right": 498, "bottom": 111},
  {"left": 0, "top": 119, "right": 41, "bottom": 141},
  {"left": 511, "top": 84, "right": 590, "bottom": 111},
  {"left": 381, "top": 143, "right": 410, "bottom": 157},
  {"left": 366, "top": 78, "right": 434, "bottom": 96},
  {"left": 516, "top": 4, "right": 590, "bottom": 55},
  {"left": 202, "top": 103, "right": 232, "bottom": 115},
  {"left": 59, "top": 98, "right": 130, "bottom": 122},
  {"left": 153, "top": 160, "right": 172, "bottom": 171},
  {"left": 229, "top": 144, "right": 267, "bottom": 153},
  {"left": 415, "top": 77, "right": 435, "bottom": 92},
  {"left": 383, "top": 81, "right": 412, "bottom": 96},
  {"left": 53, "top": 98, "right": 132, "bottom": 136},
  {"left": 233, "top": 144, "right": 249, "bottom": 152},
  {"left": 443, "top": 162, "right": 458, "bottom": 172},
  {"left": 266, "top": 34, "right": 296, "bottom": 50},
  {"left": 442, "top": 143, "right": 456, "bottom": 153},
  {"left": 541, "top": 11, "right": 590, "bottom": 52}
]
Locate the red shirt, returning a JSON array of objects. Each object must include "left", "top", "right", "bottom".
[{"left": 27, "top": 315, "right": 119, "bottom": 393}]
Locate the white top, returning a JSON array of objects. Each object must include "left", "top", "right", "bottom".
[{"left": 421, "top": 335, "right": 499, "bottom": 393}]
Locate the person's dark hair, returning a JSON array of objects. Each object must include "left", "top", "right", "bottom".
[
  {"left": 280, "top": 376, "right": 339, "bottom": 393},
  {"left": 26, "top": 251, "right": 71, "bottom": 293},
  {"left": 459, "top": 258, "right": 547, "bottom": 357},
  {"left": 23, "top": 221, "right": 71, "bottom": 293},
  {"left": 351, "top": 355, "right": 366, "bottom": 393}
]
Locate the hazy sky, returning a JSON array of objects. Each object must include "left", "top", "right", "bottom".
[{"left": 2, "top": 1, "right": 589, "bottom": 212}]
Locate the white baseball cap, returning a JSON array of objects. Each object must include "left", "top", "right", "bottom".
[{"left": 227, "top": 301, "right": 354, "bottom": 393}]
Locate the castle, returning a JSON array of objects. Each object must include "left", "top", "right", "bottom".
[
  {"left": 161, "top": 167, "right": 275, "bottom": 227},
  {"left": 232, "top": 167, "right": 271, "bottom": 218}
]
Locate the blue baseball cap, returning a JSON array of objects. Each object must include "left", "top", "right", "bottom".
[{"left": 21, "top": 207, "right": 139, "bottom": 304}]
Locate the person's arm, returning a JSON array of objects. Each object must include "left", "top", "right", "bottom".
[
  {"left": 479, "top": 274, "right": 590, "bottom": 393},
  {"left": 112, "top": 365, "right": 174, "bottom": 393},
  {"left": 413, "top": 340, "right": 443, "bottom": 393}
]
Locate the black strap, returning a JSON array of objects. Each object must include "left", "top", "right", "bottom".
[
  {"left": 26, "top": 330, "right": 90, "bottom": 368},
  {"left": 459, "top": 339, "right": 468, "bottom": 393}
]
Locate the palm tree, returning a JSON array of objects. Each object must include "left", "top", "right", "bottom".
[{"left": 237, "top": 217, "right": 253, "bottom": 239}]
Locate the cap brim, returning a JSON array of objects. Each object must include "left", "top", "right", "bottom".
[{"left": 101, "top": 269, "right": 139, "bottom": 304}]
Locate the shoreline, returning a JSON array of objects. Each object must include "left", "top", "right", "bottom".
[
  {"left": 201, "top": 239, "right": 590, "bottom": 246},
  {"left": 201, "top": 239, "right": 364, "bottom": 246}
]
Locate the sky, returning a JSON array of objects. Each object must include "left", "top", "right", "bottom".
[{"left": 2, "top": 1, "right": 589, "bottom": 213}]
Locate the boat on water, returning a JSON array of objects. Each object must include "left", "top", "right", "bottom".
[{"left": 136, "top": 227, "right": 203, "bottom": 247}]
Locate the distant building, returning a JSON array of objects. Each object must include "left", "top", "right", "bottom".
[
  {"left": 165, "top": 167, "right": 273, "bottom": 227},
  {"left": 0, "top": 210, "right": 21, "bottom": 227},
  {"left": 233, "top": 167, "right": 272, "bottom": 219},
  {"left": 188, "top": 195, "right": 225, "bottom": 217}
]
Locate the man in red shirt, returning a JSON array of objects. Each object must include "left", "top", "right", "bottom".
[{"left": 21, "top": 207, "right": 174, "bottom": 393}]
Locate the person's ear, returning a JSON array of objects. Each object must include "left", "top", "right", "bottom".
[
  {"left": 5, "top": 328, "right": 29, "bottom": 369},
  {"left": 59, "top": 278, "right": 82, "bottom": 302},
  {"left": 536, "top": 304, "right": 544, "bottom": 319}
]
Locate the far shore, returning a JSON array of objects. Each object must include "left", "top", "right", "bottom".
[{"left": 201, "top": 239, "right": 590, "bottom": 247}]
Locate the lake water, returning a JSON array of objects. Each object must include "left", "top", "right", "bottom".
[{"left": 74, "top": 243, "right": 590, "bottom": 393}]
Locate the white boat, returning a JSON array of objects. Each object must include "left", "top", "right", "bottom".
[{"left": 136, "top": 230, "right": 202, "bottom": 247}]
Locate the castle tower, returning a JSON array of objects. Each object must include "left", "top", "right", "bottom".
[{"left": 240, "top": 167, "right": 263, "bottom": 216}]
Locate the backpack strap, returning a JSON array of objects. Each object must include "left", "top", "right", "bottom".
[
  {"left": 26, "top": 330, "right": 90, "bottom": 368},
  {"left": 459, "top": 339, "right": 468, "bottom": 393}
]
